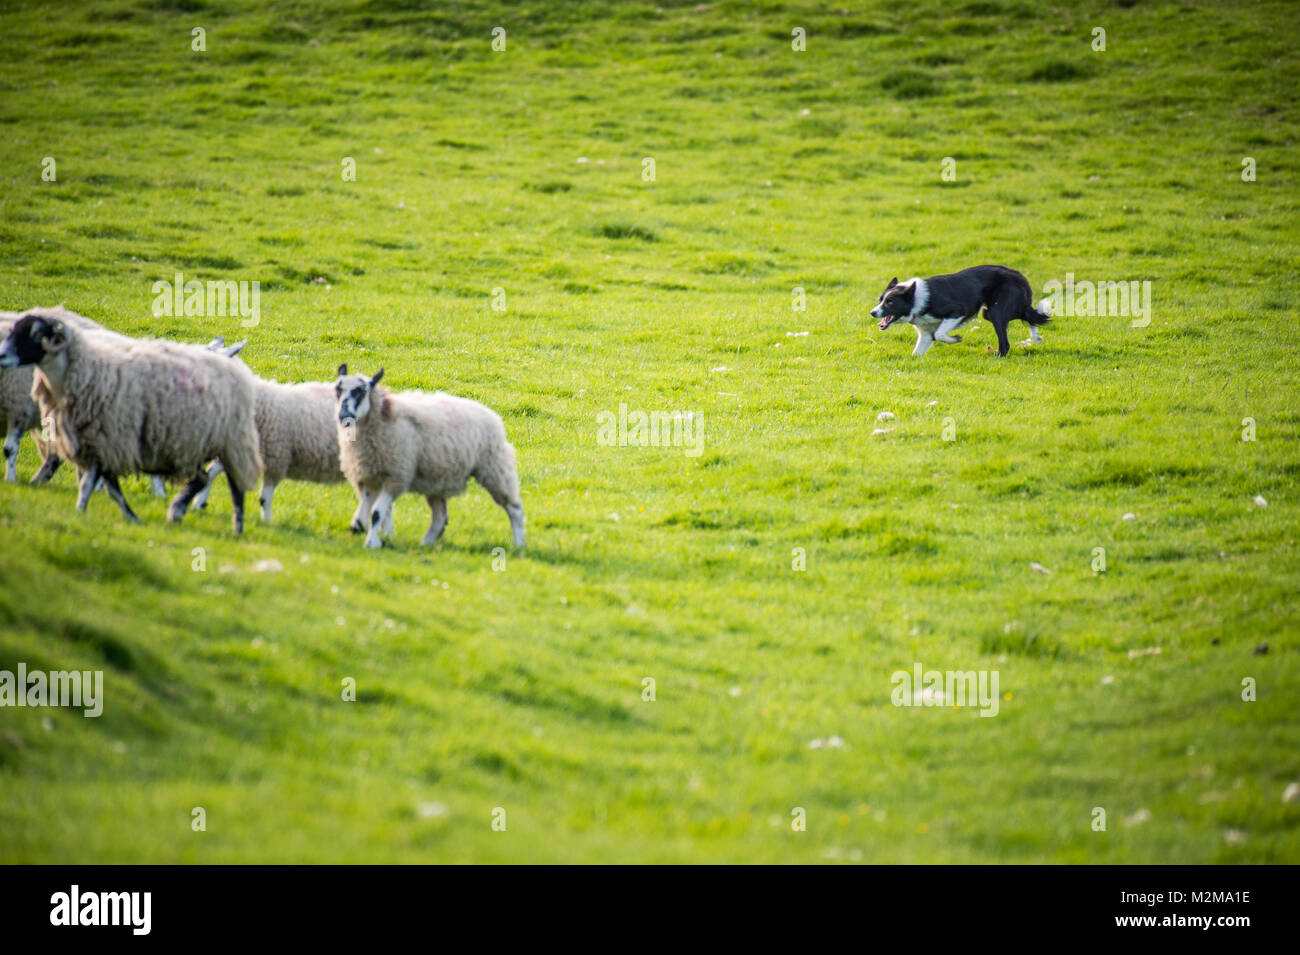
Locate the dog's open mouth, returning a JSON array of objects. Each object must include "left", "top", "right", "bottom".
[{"left": 878, "top": 315, "right": 898, "bottom": 330}]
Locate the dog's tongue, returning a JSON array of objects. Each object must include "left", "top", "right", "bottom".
[{"left": 878, "top": 316, "right": 894, "bottom": 330}]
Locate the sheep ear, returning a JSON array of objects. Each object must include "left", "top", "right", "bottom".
[
  {"left": 370, "top": 367, "right": 384, "bottom": 387},
  {"left": 337, "top": 363, "right": 348, "bottom": 377},
  {"left": 41, "top": 320, "right": 70, "bottom": 353},
  {"left": 887, "top": 277, "right": 898, "bottom": 289}
]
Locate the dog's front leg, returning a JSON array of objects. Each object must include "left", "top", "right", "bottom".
[
  {"left": 912, "top": 329, "right": 935, "bottom": 357},
  {"left": 935, "top": 318, "right": 965, "bottom": 344}
]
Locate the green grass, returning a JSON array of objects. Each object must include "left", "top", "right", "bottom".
[{"left": 0, "top": 0, "right": 1297, "bottom": 863}]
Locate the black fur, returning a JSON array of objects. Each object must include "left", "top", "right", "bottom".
[{"left": 0, "top": 314, "right": 59, "bottom": 367}]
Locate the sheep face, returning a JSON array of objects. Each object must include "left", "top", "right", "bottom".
[
  {"left": 0, "top": 314, "right": 69, "bottom": 369},
  {"left": 334, "top": 365, "right": 384, "bottom": 428}
]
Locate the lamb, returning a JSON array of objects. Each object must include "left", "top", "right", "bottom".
[
  {"left": 194, "top": 376, "right": 349, "bottom": 524},
  {"left": 0, "top": 313, "right": 263, "bottom": 532},
  {"left": 334, "top": 365, "right": 525, "bottom": 550},
  {"left": 0, "top": 307, "right": 108, "bottom": 483}
]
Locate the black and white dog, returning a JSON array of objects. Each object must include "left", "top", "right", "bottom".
[{"left": 871, "top": 265, "right": 1052, "bottom": 357}]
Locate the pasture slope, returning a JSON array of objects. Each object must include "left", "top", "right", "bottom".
[{"left": 0, "top": 0, "right": 1296, "bottom": 863}]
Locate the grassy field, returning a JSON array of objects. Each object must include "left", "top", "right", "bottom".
[{"left": 0, "top": 0, "right": 1297, "bottom": 863}]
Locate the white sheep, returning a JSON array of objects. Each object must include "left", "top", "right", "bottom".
[
  {"left": 194, "top": 376, "right": 352, "bottom": 524},
  {"left": 334, "top": 365, "right": 524, "bottom": 550},
  {"left": 0, "top": 314, "right": 263, "bottom": 531},
  {"left": 16, "top": 326, "right": 235, "bottom": 498},
  {"left": 0, "top": 307, "right": 108, "bottom": 482}
]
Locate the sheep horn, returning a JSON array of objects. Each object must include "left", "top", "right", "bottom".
[{"left": 41, "top": 321, "right": 70, "bottom": 353}]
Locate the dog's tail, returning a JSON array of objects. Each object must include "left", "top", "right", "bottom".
[{"left": 1024, "top": 295, "right": 1053, "bottom": 326}]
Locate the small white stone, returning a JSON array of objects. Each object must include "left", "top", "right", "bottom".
[
  {"left": 1253, "top": 495, "right": 1267, "bottom": 508},
  {"left": 416, "top": 801, "right": 448, "bottom": 819}
]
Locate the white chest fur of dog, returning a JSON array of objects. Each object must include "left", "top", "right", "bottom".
[{"left": 901, "top": 279, "right": 980, "bottom": 356}]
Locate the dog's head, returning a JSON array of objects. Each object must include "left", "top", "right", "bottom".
[
  {"left": 870, "top": 277, "right": 917, "bottom": 329},
  {"left": 334, "top": 364, "right": 384, "bottom": 428}
]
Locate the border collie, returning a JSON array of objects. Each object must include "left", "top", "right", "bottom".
[{"left": 870, "top": 265, "right": 1052, "bottom": 357}]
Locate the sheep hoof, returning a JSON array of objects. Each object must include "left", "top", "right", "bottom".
[
  {"left": 364, "top": 537, "right": 383, "bottom": 550},
  {"left": 350, "top": 520, "right": 366, "bottom": 534}
]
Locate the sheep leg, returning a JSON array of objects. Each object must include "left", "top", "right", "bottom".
[
  {"left": 2, "top": 424, "right": 19, "bottom": 482},
  {"left": 76, "top": 464, "right": 100, "bottom": 512},
  {"left": 150, "top": 475, "right": 167, "bottom": 497},
  {"left": 382, "top": 502, "right": 395, "bottom": 536},
  {"left": 259, "top": 481, "right": 277, "bottom": 523},
  {"left": 474, "top": 460, "right": 525, "bottom": 549},
  {"left": 101, "top": 473, "right": 140, "bottom": 524},
  {"left": 193, "top": 461, "right": 223, "bottom": 510},
  {"left": 168, "top": 471, "right": 209, "bottom": 524},
  {"left": 32, "top": 452, "right": 62, "bottom": 484},
  {"left": 229, "top": 480, "right": 246, "bottom": 535},
  {"left": 422, "top": 496, "right": 447, "bottom": 547},
  {"left": 506, "top": 502, "right": 526, "bottom": 549},
  {"left": 364, "top": 490, "right": 395, "bottom": 549},
  {"left": 350, "top": 486, "right": 372, "bottom": 534}
]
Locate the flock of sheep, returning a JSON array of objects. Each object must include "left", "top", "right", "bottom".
[{"left": 0, "top": 307, "right": 525, "bottom": 551}]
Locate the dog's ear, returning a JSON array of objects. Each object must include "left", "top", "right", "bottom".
[{"left": 887, "top": 277, "right": 898, "bottom": 289}]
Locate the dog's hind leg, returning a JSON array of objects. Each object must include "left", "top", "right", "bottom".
[
  {"left": 993, "top": 322, "right": 1012, "bottom": 356},
  {"left": 985, "top": 299, "right": 1017, "bottom": 356},
  {"left": 912, "top": 328, "right": 935, "bottom": 357}
]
